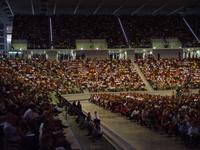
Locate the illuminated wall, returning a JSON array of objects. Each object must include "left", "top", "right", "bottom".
[
  {"left": 12, "top": 40, "right": 27, "bottom": 50},
  {"left": 152, "top": 38, "right": 182, "bottom": 49},
  {"left": 6, "top": 25, "right": 12, "bottom": 50},
  {"left": 76, "top": 39, "right": 107, "bottom": 50}
]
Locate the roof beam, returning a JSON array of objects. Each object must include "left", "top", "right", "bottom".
[
  {"left": 112, "top": 0, "right": 129, "bottom": 15},
  {"left": 0, "top": 9, "right": 10, "bottom": 25},
  {"left": 39, "top": 0, "right": 48, "bottom": 15},
  {"left": 152, "top": 4, "right": 167, "bottom": 15},
  {"left": 74, "top": 0, "right": 81, "bottom": 15},
  {"left": 131, "top": 3, "right": 147, "bottom": 15},
  {"left": 53, "top": 0, "right": 57, "bottom": 15},
  {"left": 93, "top": 0, "right": 104, "bottom": 15},
  {"left": 168, "top": 6, "right": 184, "bottom": 15},
  {"left": 5, "top": 0, "right": 14, "bottom": 16},
  {"left": 182, "top": 17, "right": 200, "bottom": 43},
  {"left": 30, "top": 0, "right": 35, "bottom": 15}
]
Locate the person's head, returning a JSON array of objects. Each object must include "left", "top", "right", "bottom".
[
  {"left": 72, "top": 101, "right": 76, "bottom": 105},
  {"left": 6, "top": 113, "right": 18, "bottom": 125},
  {"left": 77, "top": 101, "right": 80, "bottom": 105}
]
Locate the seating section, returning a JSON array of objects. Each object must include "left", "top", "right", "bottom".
[
  {"left": 12, "top": 15, "right": 200, "bottom": 49},
  {"left": 12, "top": 15, "right": 50, "bottom": 49},
  {"left": 121, "top": 16, "right": 199, "bottom": 48},
  {"left": 1, "top": 57, "right": 199, "bottom": 92},
  {"left": 0, "top": 60, "right": 72, "bottom": 150},
  {"left": 90, "top": 93, "right": 200, "bottom": 147},
  {"left": 0, "top": 58, "right": 145, "bottom": 94},
  {"left": 52, "top": 15, "right": 126, "bottom": 49},
  {"left": 6, "top": 14, "right": 200, "bottom": 150},
  {"left": 59, "top": 59, "right": 145, "bottom": 92},
  {"left": 136, "top": 58, "right": 200, "bottom": 90}
]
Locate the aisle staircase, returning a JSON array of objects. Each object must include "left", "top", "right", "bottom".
[{"left": 133, "top": 63, "right": 154, "bottom": 92}]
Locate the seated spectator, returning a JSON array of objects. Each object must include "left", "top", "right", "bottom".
[
  {"left": 93, "top": 111, "right": 100, "bottom": 128},
  {"left": 89, "top": 92, "right": 200, "bottom": 146},
  {"left": 0, "top": 59, "right": 72, "bottom": 150},
  {"left": 85, "top": 112, "right": 93, "bottom": 136}
]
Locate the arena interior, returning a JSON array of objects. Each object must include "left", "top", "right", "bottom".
[{"left": 0, "top": 0, "right": 200, "bottom": 150}]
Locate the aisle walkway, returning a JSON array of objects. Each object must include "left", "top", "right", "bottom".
[
  {"left": 133, "top": 63, "right": 154, "bottom": 92},
  {"left": 80, "top": 100, "right": 192, "bottom": 150}
]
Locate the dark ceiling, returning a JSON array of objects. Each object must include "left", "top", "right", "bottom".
[{"left": 0, "top": 0, "right": 200, "bottom": 24}]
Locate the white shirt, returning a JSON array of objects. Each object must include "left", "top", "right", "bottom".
[
  {"left": 188, "top": 126, "right": 199, "bottom": 136},
  {"left": 23, "top": 108, "right": 33, "bottom": 121},
  {"left": 93, "top": 113, "right": 100, "bottom": 120}
]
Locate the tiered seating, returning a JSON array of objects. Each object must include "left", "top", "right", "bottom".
[
  {"left": 90, "top": 93, "right": 200, "bottom": 147},
  {"left": 0, "top": 58, "right": 145, "bottom": 94},
  {"left": 12, "top": 15, "right": 50, "bottom": 49},
  {"left": 59, "top": 59, "right": 145, "bottom": 92},
  {"left": 121, "top": 16, "right": 199, "bottom": 48},
  {"left": 136, "top": 58, "right": 200, "bottom": 90},
  {"left": 12, "top": 15, "right": 200, "bottom": 49},
  {"left": 52, "top": 15, "right": 127, "bottom": 49},
  {"left": 0, "top": 60, "right": 71, "bottom": 150}
]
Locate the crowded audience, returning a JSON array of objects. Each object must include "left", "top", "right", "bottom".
[
  {"left": 90, "top": 93, "right": 200, "bottom": 146},
  {"left": 0, "top": 59, "right": 71, "bottom": 150},
  {"left": 121, "top": 16, "right": 199, "bottom": 48},
  {"left": 0, "top": 58, "right": 145, "bottom": 94},
  {"left": 62, "top": 58, "right": 145, "bottom": 92},
  {"left": 52, "top": 15, "right": 127, "bottom": 49},
  {"left": 136, "top": 58, "right": 200, "bottom": 90},
  {"left": 12, "top": 15, "right": 50, "bottom": 49},
  {"left": 8, "top": 14, "right": 200, "bottom": 150},
  {"left": 12, "top": 15, "right": 200, "bottom": 49}
]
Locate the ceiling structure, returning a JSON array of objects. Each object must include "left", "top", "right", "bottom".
[{"left": 0, "top": 0, "right": 200, "bottom": 24}]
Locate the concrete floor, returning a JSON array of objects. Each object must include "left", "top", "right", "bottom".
[
  {"left": 68, "top": 115, "right": 116, "bottom": 150},
  {"left": 63, "top": 89, "right": 200, "bottom": 100},
  {"left": 79, "top": 100, "right": 195, "bottom": 150}
]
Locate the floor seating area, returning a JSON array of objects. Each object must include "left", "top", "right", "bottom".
[{"left": 89, "top": 92, "right": 200, "bottom": 148}]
